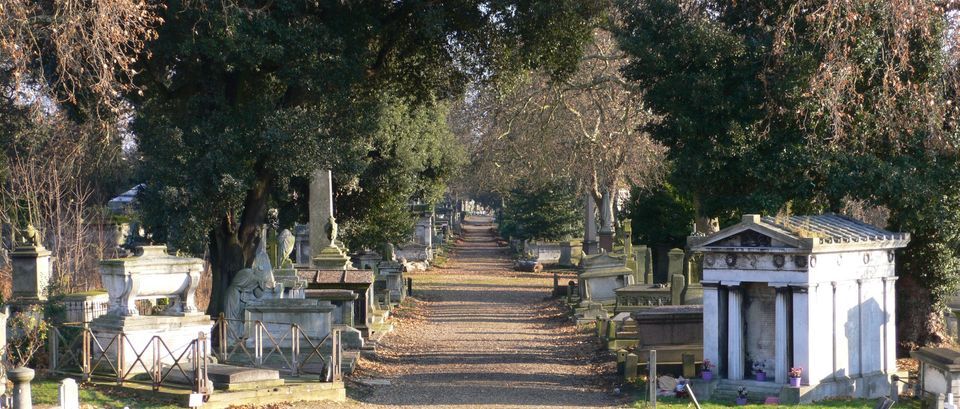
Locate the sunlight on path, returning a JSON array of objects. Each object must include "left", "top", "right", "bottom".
[{"left": 325, "top": 215, "right": 622, "bottom": 409}]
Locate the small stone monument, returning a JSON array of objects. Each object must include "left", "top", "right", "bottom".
[
  {"left": 9, "top": 367, "right": 34, "bottom": 409},
  {"left": 11, "top": 225, "right": 51, "bottom": 304},
  {"left": 90, "top": 245, "right": 211, "bottom": 374},
  {"left": 59, "top": 378, "right": 79, "bottom": 409}
]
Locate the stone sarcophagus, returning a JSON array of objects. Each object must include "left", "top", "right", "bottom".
[{"left": 99, "top": 245, "right": 203, "bottom": 316}]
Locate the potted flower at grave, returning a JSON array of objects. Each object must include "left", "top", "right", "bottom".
[
  {"left": 789, "top": 367, "right": 803, "bottom": 387},
  {"left": 736, "top": 386, "right": 748, "bottom": 405},
  {"left": 701, "top": 359, "right": 714, "bottom": 381},
  {"left": 752, "top": 360, "right": 766, "bottom": 382}
]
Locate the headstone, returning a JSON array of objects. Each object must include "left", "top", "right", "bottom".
[
  {"left": 682, "top": 353, "right": 696, "bottom": 378},
  {"left": 636, "top": 245, "right": 654, "bottom": 284},
  {"left": 617, "top": 349, "right": 629, "bottom": 376},
  {"left": 625, "top": 353, "right": 639, "bottom": 379},
  {"left": 671, "top": 274, "right": 686, "bottom": 305},
  {"left": 607, "top": 320, "right": 617, "bottom": 340},
  {"left": 9, "top": 367, "right": 34, "bottom": 409},
  {"left": 59, "top": 378, "right": 79, "bottom": 409}
]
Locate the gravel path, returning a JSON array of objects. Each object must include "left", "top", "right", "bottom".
[{"left": 327, "top": 216, "right": 623, "bottom": 408}]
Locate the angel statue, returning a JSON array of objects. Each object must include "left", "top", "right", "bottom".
[
  {"left": 277, "top": 228, "right": 295, "bottom": 268},
  {"left": 223, "top": 235, "right": 278, "bottom": 340}
]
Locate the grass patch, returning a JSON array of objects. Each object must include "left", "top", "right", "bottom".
[{"left": 33, "top": 377, "right": 182, "bottom": 409}]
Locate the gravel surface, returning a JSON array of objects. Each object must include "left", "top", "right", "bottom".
[{"left": 306, "top": 216, "right": 624, "bottom": 409}]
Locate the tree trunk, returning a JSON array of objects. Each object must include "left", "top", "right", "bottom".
[
  {"left": 691, "top": 192, "right": 719, "bottom": 234},
  {"left": 205, "top": 169, "right": 273, "bottom": 316}
]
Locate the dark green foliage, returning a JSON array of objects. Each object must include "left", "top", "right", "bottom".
[
  {"left": 616, "top": 0, "right": 960, "bottom": 345},
  {"left": 628, "top": 184, "right": 694, "bottom": 248},
  {"left": 499, "top": 182, "right": 582, "bottom": 242},
  {"left": 131, "top": 0, "right": 602, "bottom": 314}
]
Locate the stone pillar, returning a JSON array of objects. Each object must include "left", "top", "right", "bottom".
[
  {"left": 598, "top": 190, "right": 615, "bottom": 252},
  {"left": 11, "top": 245, "right": 52, "bottom": 302},
  {"left": 9, "top": 367, "right": 34, "bottom": 409},
  {"left": 309, "top": 169, "right": 336, "bottom": 253},
  {"left": 703, "top": 283, "right": 721, "bottom": 376},
  {"left": 309, "top": 169, "right": 351, "bottom": 269},
  {"left": 668, "top": 248, "right": 684, "bottom": 278},
  {"left": 727, "top": 285, "right": 744, "bottom": 380},
  {"left": 883, "top": 277, "right": 898, "bottom": 374},
  {"left": 623, "top": 219, "right": 633, "bottom": 257},
  {"left": 792, "top": 285, "right": 811, "bottom": 385},
  {"left": 583, "top": 196, "right": 598, "bottom": 255},
  {"left": 636, "top": 245, "right": 653, "bottom": 284},
  {"left": 774, "top": 286, "right": 790, "bottom": 384}
]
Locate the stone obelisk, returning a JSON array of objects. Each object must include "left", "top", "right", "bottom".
[{"left": 309, "top": 169, "right": 351, "bottom": 269}]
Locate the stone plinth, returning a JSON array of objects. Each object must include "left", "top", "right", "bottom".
[
  {"left": 11, "top": 246, "right": 51, "bottom": 302},
  {"left": 559, "top": 241, "right": 582, "bottom": 267},
  {"left": 354, "top": 251, "right": 382, "bottom": 270},
  {"left": 376, "top": 261, "right": 405, "bottom": 303},
  {"left": 243, "top": 299, "right": 334, "bottom": 349},
  {"left": 89, "top": 313, "right": 212, "bottom": 375},
  {"left": 312, "top": 246, "right": 352, "bottom": 270}
]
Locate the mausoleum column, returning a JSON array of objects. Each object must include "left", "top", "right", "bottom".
[
  {"left": 727, "top": 284, "right": 744, "bottom": 380},
  {"left": 774, "top": 285, "right": 790, "bottom": 383},
  {"left": 703, "top": 283, "right": 721, "bottom": 375},
  {"left": 792, "top": 285, "right": 810, "bottom": 385},
  {"left": 882, "top": 277, "right": 898, "bottom": 374}
]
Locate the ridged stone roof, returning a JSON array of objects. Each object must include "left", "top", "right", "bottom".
[{"left": 760, "top": 214, "right": 909, "bottom": 244}]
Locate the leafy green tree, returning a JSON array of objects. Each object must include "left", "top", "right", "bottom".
[
  {"left": 131, "top": 0, "right": 602, "bottom": 315},
  {"left": 628, "top": 183, "right": 694, "bottom": 249},
  {"left": 499, "top": 181, "right": 582, "bottom": 242},
  {"left": 617, "top": 0, "right": 960, "bottom": 346}
]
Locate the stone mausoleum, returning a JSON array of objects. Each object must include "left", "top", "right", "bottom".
[{"left": 689, "top": 214, "right": 909, "bottom": 401}]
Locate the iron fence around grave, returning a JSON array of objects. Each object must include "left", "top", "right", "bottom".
[
  {"left": 47, "top": 316, "right": 343, "bottom": 396},
  {"left": 47, "top": 322, "right": 211, "bottom": 396},
  {"left": 211, "top": 314, "right": 342, "bottom": 382}
]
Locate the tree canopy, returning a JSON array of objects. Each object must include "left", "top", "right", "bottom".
[
  {"left": 130, "top": 0, "right": 604, "bottom": 314},
  {"left": 616, "top": 0, "right": 960, "bottom": 346}
]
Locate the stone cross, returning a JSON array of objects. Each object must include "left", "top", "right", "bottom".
[
  {"left": 309, "top": 169, "right": 337, "bottom": 254},
  {"left": 59, "top": 378, "right": 79, "bottom": 409}
]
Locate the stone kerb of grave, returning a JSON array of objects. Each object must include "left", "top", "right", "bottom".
[{"left": 89, "top": 245, "right": 212, "bottom": 375}]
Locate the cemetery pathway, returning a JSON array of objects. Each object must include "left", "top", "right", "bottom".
[{"left": 333, "top": 215, "right": 623, "bottom": 408}]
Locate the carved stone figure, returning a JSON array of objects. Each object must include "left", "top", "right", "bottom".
[
  {"left": 21, "top": 224, "right": 41, "bottom": 247},
  {"left": 325, "top": 216, "right": 338, "bottom": 244},
  {"left": 277, "top": 229, "right": 295, "bottom": 268},
  {"left": 224, "top": 236, "right": 277, "bottom": 339}
]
